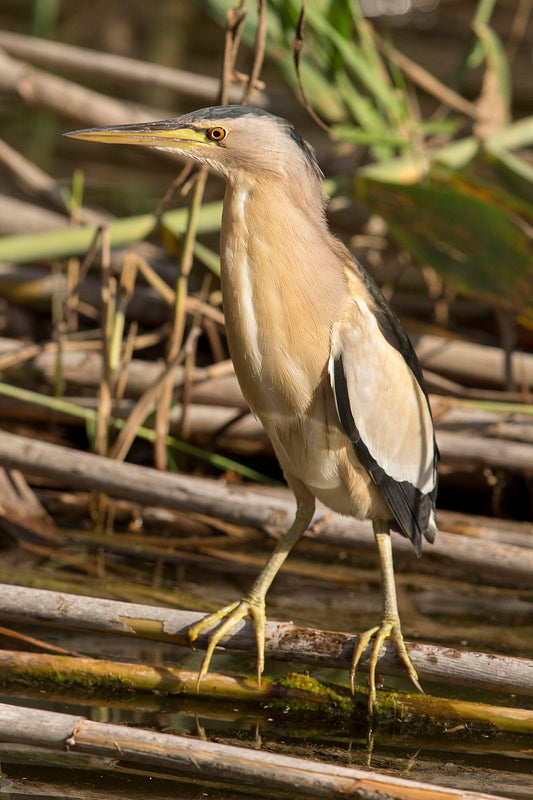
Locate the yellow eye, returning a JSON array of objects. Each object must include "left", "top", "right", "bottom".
[{"left": 207, "top": 126, "right": 227, "bottom": 142}]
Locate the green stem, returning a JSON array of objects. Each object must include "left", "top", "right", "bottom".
[{"left": 0, "top": 381, "right": 277, "bottom": 484}]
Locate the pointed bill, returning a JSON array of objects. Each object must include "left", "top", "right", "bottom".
[{"left": 64, "top": 119, "right": 209, "bottom": 150}]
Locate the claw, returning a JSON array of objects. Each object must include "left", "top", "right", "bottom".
[
  {"left": 187, "top": 595, "right": 266, "bottom": 689},
  {"left": 350, "top": 615, "right": 423, "bottom": 714}
]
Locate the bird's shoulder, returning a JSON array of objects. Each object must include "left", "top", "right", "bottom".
[{"left": 337, "top": 258, "right": 427, "bottom": 392}]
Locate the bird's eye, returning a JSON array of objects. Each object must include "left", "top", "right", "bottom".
[{"left": 207, "top": 126, "right": 227, "bottom": 142}]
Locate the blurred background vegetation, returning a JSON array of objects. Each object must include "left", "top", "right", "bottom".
[
  {"left": 0, "top": 0, "right": 532, "bottom": 516},
  {"left": 1, "top": 7, "right": 533, "bottom": 792}
]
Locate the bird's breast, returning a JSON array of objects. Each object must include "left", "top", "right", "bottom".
[
  {"left": 220, "top": 184, "right": 338, "bottom": 419},
  {"left": 218, "top": 183, "right": 389, "bottom": 521}
]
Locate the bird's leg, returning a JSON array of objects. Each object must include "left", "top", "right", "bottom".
[
  {"left": 188, "top": 502, "right": 315, "bottom": 688},
  {"left": 351, "top": 520, "right": 423, "bottom": 713}
]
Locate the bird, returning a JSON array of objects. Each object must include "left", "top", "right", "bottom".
[{"left": 67, "top": 105, "right": 438, "bottom": 712}]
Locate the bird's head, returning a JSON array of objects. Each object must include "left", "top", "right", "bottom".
[{"left": 65, "top": 105, "right": 323, "bottom": 186}]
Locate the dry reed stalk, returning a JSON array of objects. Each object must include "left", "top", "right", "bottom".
[
  {"left": 155, "top": 168, "right": 209, "bottom": 470},
  {"left": 0, "top": 30, "right": 251, "bottom": 104},
  {"left": 0, "top": 650, "right": 531, "bottom": 733},
  {"left": 0, "top": 429, "right": 531, "bottom": 582},
  {"left": 0, "top": 583, "right": 532, "bottom": 698},
  {"left": 0, "top": 702, "right": 512, "bottom": 799}
]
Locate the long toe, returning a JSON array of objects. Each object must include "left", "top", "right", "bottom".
[
  {"left": 389, "top": 622, "right": 423, "bottom": 695},
  {"left": 351, "top": 617, "right": 422, "bottom": 714},
  {"left": 187, "top": 596, "right": 266, "bottom": 688},
  {"left": 187, "top": 600, "right": 241, "bottom": 646},
  {"left": 350, "top": 624, "right": 379, "bottom": 694}
]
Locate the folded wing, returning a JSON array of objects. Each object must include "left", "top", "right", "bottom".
[{"left": 329, "top": 268, "right": 438, "bottom": 555}]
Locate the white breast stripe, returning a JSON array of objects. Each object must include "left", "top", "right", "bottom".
[{"left": 232, "top": 188, "right": 262, "bottom": 375}]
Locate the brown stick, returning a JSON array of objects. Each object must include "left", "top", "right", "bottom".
[
  {"left": 0, "top": 194, "right": 69, "bottom": 235},
  {"left": 0, "top": 50, "right": 164, "bottom": 128},
  {"left": 414, "top": 333, "right": 533, "bottom": 389},
  {"left": 0, "top": 429, "right": 532, "bottom": 583},
  {"left": 0, "top": 650, "right": 531, "bottom": 734},
  {"left": 240, "top": 0, "right": 267, "bottom": 105},
  {"left": 8, "top": 331, "right": 533, "bottom": 397},
  {"left": 2, "top": 339, "right": 532, "bottom": 469},
  {"left": 436, "top": 429, "right": 533, "bottom": 471},
  {"left": 0, "top": 139, "right": 106, "bottom": 225},
  {"left": 0, "top": 702, "right": 511, "bottom": 799},
  {"left": 371, "top": 30, "right": 480, "bottom": 119},
  {"left": 0, "top": 584, "right": 531, "bottom": 697},
  {"left": 0, "top": 31, "right": 249, "bottom": 104}
]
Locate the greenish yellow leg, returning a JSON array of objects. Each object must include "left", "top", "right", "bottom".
[
  {"left": 188, "top": 504, "right": 315, "bottom": 688},
  {"left": 350, "top": 520, "right": 423, "bottom": 713}
]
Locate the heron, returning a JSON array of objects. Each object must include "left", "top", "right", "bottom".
[{"left": 67, "top": 105, "right": 438, "bottom": 712}]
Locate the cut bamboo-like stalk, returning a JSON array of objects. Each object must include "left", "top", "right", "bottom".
[
  {"left": 0, "top": 650, "right": 531, "bottom": 733},
  {"left": 0, "top": 199, "right": 222, "bottom": 264},
  {"left": 0, "top": 584, "right": 532, "bottom": 698},
  {"left": 0, "top": 31, "right": 250, "bottom": 103},
  {"left": 0, "top": 429, "right": 531, "bottom": 584},
  {"left": 0, "top": 702, "right": 511, "bottom": 799}
]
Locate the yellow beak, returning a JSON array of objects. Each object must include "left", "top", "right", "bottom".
[{"left": 64, "top": 120, "right": 209, "bottom": 150}]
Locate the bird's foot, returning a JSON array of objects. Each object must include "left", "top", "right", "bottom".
[
  {"left": 350, "top": 616, "right": 423, "bottom": 714},
  {"left": 187, "top": 594, "right": 266, "bottom": 689}
]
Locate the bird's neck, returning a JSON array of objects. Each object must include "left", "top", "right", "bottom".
[{"left": 219, "top": 177, "right": 347, "bottom": 415}]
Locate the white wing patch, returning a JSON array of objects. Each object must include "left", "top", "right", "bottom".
[{"left": 329, "top": 299, "right": 435, "bottom": 495}]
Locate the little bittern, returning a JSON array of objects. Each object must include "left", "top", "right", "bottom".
[{"left": 67, "top": 106, "right": 438, "bottom": 712}]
